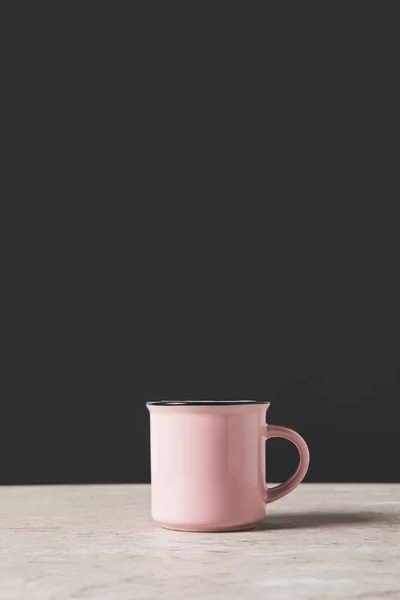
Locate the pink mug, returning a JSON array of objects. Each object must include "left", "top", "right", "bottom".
[{"left": 147, "top": 400, "right": 309, "bottom": 532}]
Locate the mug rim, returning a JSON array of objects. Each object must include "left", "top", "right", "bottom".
[{"left": 146, "top": 400, "right": 270, "bottom": 406}]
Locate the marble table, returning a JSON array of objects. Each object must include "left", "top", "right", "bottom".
[{"left": 0, "top": 484, "right": 399, "bottom": 599}]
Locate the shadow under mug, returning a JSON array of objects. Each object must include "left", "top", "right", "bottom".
[{"left": 147, "top": 400, "right": 309, "bottom": 532}]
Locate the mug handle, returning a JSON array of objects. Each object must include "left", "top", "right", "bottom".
[{"left": 262, "top": 425, "right": 310, "bottom": 504}]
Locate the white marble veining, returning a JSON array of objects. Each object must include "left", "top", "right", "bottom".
[{"left": 0, "top": 484, "right": 399, "bottom": 599}]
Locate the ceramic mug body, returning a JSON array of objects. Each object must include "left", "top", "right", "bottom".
[{"left": 147, "top": 401, "right": 309, "bottom": 532}]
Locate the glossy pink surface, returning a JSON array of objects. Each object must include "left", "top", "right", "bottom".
[{"left": 147, "top": 403, "right": 309, "bottom": 531}]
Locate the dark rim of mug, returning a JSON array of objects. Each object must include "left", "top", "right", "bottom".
[{"left": 146, "top": 400, "right": 270, "bottom": 406}]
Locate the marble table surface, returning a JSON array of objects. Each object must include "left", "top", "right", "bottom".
[{"left": 1, "top": 484, "right": 399, "bottom": 599}]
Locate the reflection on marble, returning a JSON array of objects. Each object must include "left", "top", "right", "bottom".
[{"left": 0, "top": 484, "right": 399, "bottom": 599}]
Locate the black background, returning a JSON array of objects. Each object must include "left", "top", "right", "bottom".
[{"left": 1, "top": 4, "right": 399, "bottom": 485}]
